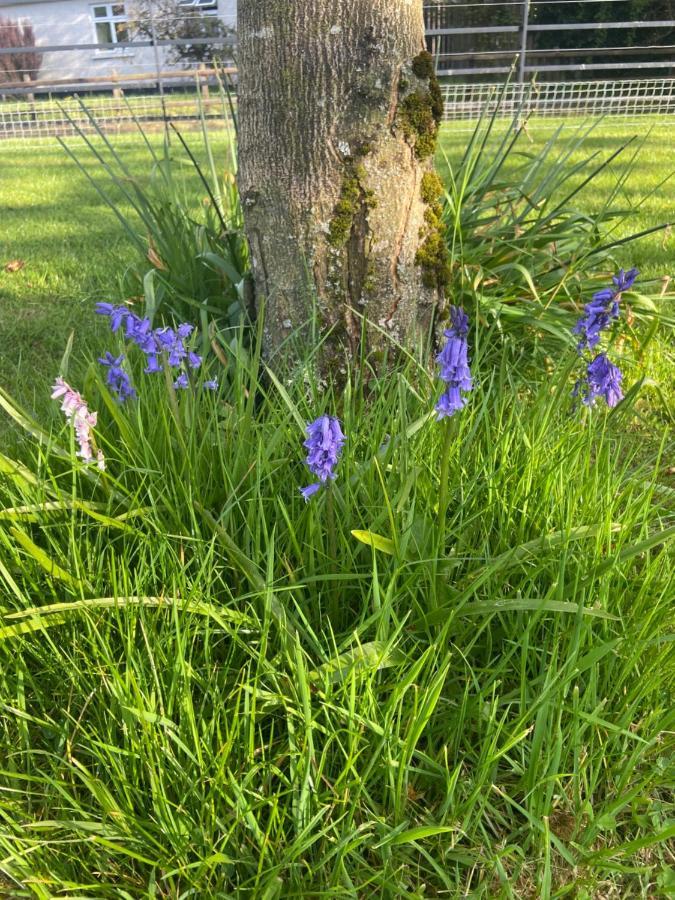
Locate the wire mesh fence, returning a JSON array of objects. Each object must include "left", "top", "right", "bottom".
[
  {"left": 2, "top": 76, "right": 674, "bottom": 143},
  {"left": 0, "top": 78, "right": 232, "bottom": 140},
  {"left": 423, "top": 1, "right": 675, "bottom": 79},
  {"left": 441, "top": 78, "right": 675, "bottom": 120}
]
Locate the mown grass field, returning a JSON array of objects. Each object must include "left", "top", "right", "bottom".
[
  {"left": 1, "top": 117, "right": 673, "bottom": 430},
  {"left": 439, "top": 117, "right": 675, "bottom": 282}
]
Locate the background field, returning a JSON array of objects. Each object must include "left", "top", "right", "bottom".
[{"left": 1, "top": 117, "right": 673, "bottom": 433}]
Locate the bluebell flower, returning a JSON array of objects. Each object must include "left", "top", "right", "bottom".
[
  {"left": 98, "top": 351, "right": 136, "bottom": 402},
  {"left": 300, "top": 415, "right": 346, "bottom": 500},
  {"left": 300, "top": 483, "right": 322, "bottom": 501},
  {"left": 168, "top": 346, "right": 186, "bottom": 368},
  {"left": 573, "top": 289, "right": 620, "bottom": 352},
  {"left": 571, "top": 267, "right": 636, "bottom": 409},
  {"left": 573, "top": 268, "right": 638, "bottom": 353},
  {"left": 435, "top": 306, "right": 473, "bottom": 420},
  {"left": 203, "top": 379, "right": 218, "bottom": 391},
  {"left": 613, "top": 267, "right": 639, "bottom": 293},
  {"left": 98, "top": 304, "right": 130, "bottom": 333},
  {"left": 152, "top": 328, "right": 171, "bottom": 348},
  {"left": 136, "top": 332, "right": 160, "bottom": 355},
  {"left": 436, "top": 385, "right": 466, "bottom": 418},
  {"left": 125, "top": 314, "right": 152, "bottom": 345},
  {"left": 144, "top": 354, "right": 162, "bottom": 374},
  {"left": 584, "top": 353, "right": 623, "bottom": 408},
  {"left": 95, "top": 303, "right": 209, "bottom": 397}
]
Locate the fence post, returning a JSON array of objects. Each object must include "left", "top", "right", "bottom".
[
  {"left": 149, "top": 0, "right": 168, "bottom": 121},
  {"left": 199, "top": 63, "right": 210, "bottom": 99},
  {"left": 22, "top": 72, "right": 35, "bottom": 104},
  {"left": 518, "top": 0, "right": 531, "bottom": 83},
  {"left": 111, "top": 69, "right": 123, "bottom": 99}
]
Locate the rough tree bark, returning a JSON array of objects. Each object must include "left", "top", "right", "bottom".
[{"left": 238, "top": 0, "right": 449, "bottom": 369}]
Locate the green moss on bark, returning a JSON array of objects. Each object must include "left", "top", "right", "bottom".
[
  {"left": 415, "top": 171, "right": 450, "bottom": 292},
  {"left": 398, "top": 52, "right": 444, "bottom": 161},
  {"left": 328, "top": 162, "right": 375, "bottom": 248},
  {"left": 399, "top": 92, "right": 437, "bottom": 160}
]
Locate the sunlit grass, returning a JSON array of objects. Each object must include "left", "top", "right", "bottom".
[
  {"left": 0, "top": 112, "right": 673, "bottom": 896},
  {"left": 0, "top": 131, "right": 234, "bottom": 434},
  {"left": 0, "top": 330, "right": 673, "bottom": 895}
]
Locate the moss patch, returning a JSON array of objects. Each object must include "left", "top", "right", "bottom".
[
  {"left": 415, "top": 171, "right": 451, "bottom": 292},
  {"left": 398, "top": 52, "right": 444, "bottom": 160},
  {"left": 328, "top": 163, "right": 375, "bottom": 248}
]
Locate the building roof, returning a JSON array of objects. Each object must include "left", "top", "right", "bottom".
[{"left": 0, "top": 1, "right": 80, "bottom": 7}]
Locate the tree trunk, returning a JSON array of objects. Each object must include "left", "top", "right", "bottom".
[{"left": 238, "top": 0, "right": 448, "bottom": 370}]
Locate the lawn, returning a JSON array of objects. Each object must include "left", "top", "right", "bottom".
[
  {"left": 1, "top": 117, "right": 673, "bottom": 431},
  {"left": 0, "top": 115, "right": 673, "bottom": 896},
  {"left": 0, "top": 131, "right": 230, "bottom": 437},
  {"left": 439, "top": 117, "right": 675, "bottom": 282}
]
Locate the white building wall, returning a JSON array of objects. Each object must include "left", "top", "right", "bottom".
[{"left": 0, "top": 0, "right": 236, "bottom": 84}]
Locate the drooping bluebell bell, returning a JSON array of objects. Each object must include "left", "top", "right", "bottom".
[
  {"left": 584, "top": 353, "right": 623, "bottom": 408},
  {"left": 95, "top": 302, "right": 131, "bottom": 334},
  {"left": 203, "top": 379, "right": 218, "bottom": 391},
  {"left": 571, "top": 268, "right": 636, "bottom": 409},
  {"left": 300, "top": 415, "right": 346, "bottom": 501},
  {"left": 573, "top": 268, "right": 638, "bottom": 353},
  {"left": 573, "top": 289, "right": 619, "bottom": 353},
  {"left": 94, "top": 302, "right": 115, "bottom": 318},
  {"left": 125, "top": 313, "right": 153, "bottom": 346},
  {"left": 144, "top": 354, "right": 162, "bottom": 375},
  {"left": 435, "top": 306, "right": 473, "bottom": 420},
  {"left": 98, "top": 351, "right": 136, "bottom": 402},
  {"left": 613, "top": 267, "right": 639, "bottom": 293},
  {"left": 173, "top": 373, "right": 189, "bottom": 390}
]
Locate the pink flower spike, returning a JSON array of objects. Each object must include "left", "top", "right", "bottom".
[
  {"left": 50, "top": 377, "right": 68, "bottom": 400},
  {"left": 52, "top": 376, "right": 104, "bottom": 470}
]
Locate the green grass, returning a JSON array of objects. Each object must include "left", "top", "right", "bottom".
[
  {"left": 0, "top": 329, "right": 673, "bottom": 895},
  {"left": 438, "top": 116, "right": 675, "bottom": 282},
  {"left": 0, "top": 130, "right": 235, "bottom": 434},
  {"left": 2, "top": 117, "right": 673, "bottom": 431},
  {"left": 0, "top": 115, "right": 673, "bottom": 896}
]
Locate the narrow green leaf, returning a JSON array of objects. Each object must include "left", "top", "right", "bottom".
[
  {"left": 10, "top": 527, "right": 84, "bottom": 589},
  {"left": 455, "top": 599, "right": 618, "bottom": 620},
  {"left": 263, "top": 365, "right": 307, "bottom": 433},
  {"left": 383, "top": 824, "right": 458, "bottom": 847},
  {"left": 351, "top": 530, "right": 396, "bottom": 555},
  {"left": 592, "top": 524, "right": 675, "bottom": 578},
  {"left": 0, "top": 596, "right": 252, "bottom": 642},
  {"left": 309, "top": 641, "right": 405, "bottom": 684}
]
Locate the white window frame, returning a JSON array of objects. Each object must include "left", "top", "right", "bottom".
[
  {"left": 90, "top": 3, "right": 133, "bottom": 56},
  {"left": 178, "top": 0, "right": 219, "bottom": 16}
]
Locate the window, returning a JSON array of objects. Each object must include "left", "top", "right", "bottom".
[
  {"left": 178, "top": 0, "right": 218, "bottom": 14},
  {"left": 91, "top": 3, "right": 128, "bottom": 45}
]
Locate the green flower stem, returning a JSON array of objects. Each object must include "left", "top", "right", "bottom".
[
  {"left": 326, "top": 484, "right": 339, "bottom": 625},
  {"left": 163, "top": 363, "right": 191, "bottom": 460},
  {"left": 433, "top": 416, "right": 458, "bottom": 615},
  {"left": 437, "top": 415, "right": 458, "bottom": 553}
]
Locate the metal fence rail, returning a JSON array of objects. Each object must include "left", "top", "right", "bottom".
[{"left": 423, "top": 1, "right": 675, "bottom": 80}]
